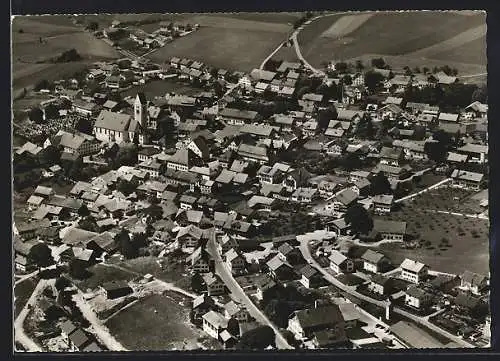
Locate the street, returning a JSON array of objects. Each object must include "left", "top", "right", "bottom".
[
  {"left": 207, "top": 230, "right": 293, "bottom": 350},
  {"left": 297, "top": 236, "right": 474, "bottom": 348}
]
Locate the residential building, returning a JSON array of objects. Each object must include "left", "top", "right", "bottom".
[
  {"left": 450, "top": 169, "right": 485, "bottom": 191},
  {"left": 373, "top": 219, "right": 407, "bottom": 241},
  {"left": 329, "top": 250, "right": 354, "bottom": 274},
  {"left": 367, "top": 274, "right": 392, "bottom": 296},
  {"left": 287, "top": 305, "right": 346, "bottom": 341},
  {"left": 372, "top": 194, "right": 394, "bottom": 214},
  {"left": 400, "top": 258, "right": 429, "bottom": 284},
  {"left": 460, "top": 270, "right": 488, "bottom": 295},
  {"left": 405, "top": 285, "right": 433, "bottom": 310},
  {"left": 361, "top": 249, "right": 391, "bottom": 273},
  {"left": 225, "top": 248, "right": 246, "bottom": 275},
  {"left": 201, "top": 272, "right": 226, "bottom": 296}
]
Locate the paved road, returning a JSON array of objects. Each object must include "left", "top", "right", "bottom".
[
  {"left": 14, "top": 279, "right": 49, "bottom": 352},
  {"left": 297, "top": 237, "right": 474, "bottom": 348},
  {"left": 207, "top": 230, "right": 293, "bottom": 350},
  {"left": 15, "top": 270, "right": 40, "bottom": 286}
]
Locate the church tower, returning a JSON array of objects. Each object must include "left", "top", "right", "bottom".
[{"left": 134, "top": 92, "right": 148, "bottom": 128}]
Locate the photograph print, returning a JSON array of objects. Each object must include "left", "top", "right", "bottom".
[{"left": 12, "top": 10, "right": 490, "bottom": 352}]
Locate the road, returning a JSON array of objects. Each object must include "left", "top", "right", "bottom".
[
  {"left": 395, "top": 178, "right": 451, "bottom": 203},
  {"left": 207, "top": 230, "right": 293, "bottom": 350},
  {"left": 421, "top": 208, "right": 489, "bottom": 220},
  {"left": 14, "top": 279, "right": 49, "bottom": 352},
  {"left": 297, "top": 236, "right": 475, "bottom": 348},
  {"left": 73, "top": 290, "right": 128, "bottom": 351},
  {"left": 15, "top": 270, "right": 39, "bottom": 286}
]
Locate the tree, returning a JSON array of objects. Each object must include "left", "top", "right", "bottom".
[
  {"left": 371, "top": 57, "right": 387, "bottom": 69},
  {"left": 191, "top": 272, "right": 205, "bottom": 293},
  {"left": 413, "top": 66, "right": 421, "bottom": 73},
  {"left": 78, "top": 216, "right": 99, "bottom": 232},
  {"left": 342, "top": 74, "right": 353, "bottom": 86},
  {"left": 131, "top": 232, "right": 148, "bottom": 249},
  {"left": 364, "top": 71, "right": 384, "bottom": 93},
  {"left": 471, "top": 84, "right": 487, "bottom": 103},
  {"left": 370, "top": 172, "right": 392, "bottom": 195},
  {"left": 335, "top": 62, "right": 348, "bottom": 73},
  {"left": 422, "top": 67, "right": 429, "bottom": 74},
  {"left": 345, "top": 203, "right": 374, "bottom": 235},
  {"left": 339, "top": 152, "right": 362, "bottom": 171},
  {"left": 28, "top": 107, "right": 44, "bottom": 123},
  {"left": 39, "top": 144, "right": 61, "bottom": 165},
  {"left": 78, "top": 204, "right": 90, "bottom": 217},
  {"left": 424, "top": 141, "right": 447, "bottom": 163},
  {"left": 114, "top": 144, "right": 138, "bottom": 167},
  {"left": 115, "top": 229, "right": 138, "bottom": 259},
  {"left": 55, "top": 276, "right": 71, "bottom": 291},
  {"left": 236, "top": 325, "right": 275, "bottom": 350},
  {"left": 69, "top": 259, "right": 88, "bottom": 279},
  {"left": 355, "top": 60, "right": 364, "bottom": 72},
  {"left": 356, "top": 114, "right": 374, "bottom": 139},
  {"left": 29, "top": 243, "right": 54, "bottom": 268},
  {"left": 44, "top": 104, "right": 59, "bottom": 120},
  {"left": 68, "top": 156, "right": 84, "bottom": 180},
  {"left": 86, "top": 21, "right": 98, "bottom": 31},
  {"left": 317, "top": 106, "right": 337, "bottom": 130}
]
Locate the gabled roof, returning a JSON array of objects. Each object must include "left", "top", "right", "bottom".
[
  {"left": 361, "top": 249, "right": 386, "bottom": 264},
  {"left": 400, "top": 258, "right": 427, "bottom": 273},
  {"left": 405, "top": 284, "right": 430, "bottom": 299},
  {"left": 293, "top": 305, "right": 344, "bottom": 329},
  {"left": 218, "top": 108, "right": 258, "bottom": 121},
  {"left": 334, "top": 188, "right": 358, "bottom": 206},
  {"left": 94, "top": 110, "right": 133, "bottom": 132},
  {"left": 329, "top": 250, "right": 348, "bottom": 265},
  {"left": 202, "top": 310, "right": 228, "bottom": 329},
  {"left": 300, "top": 264, "right": 318, "bottom": 278},
  {"left": 372, "top": 194, "right": 394, "bottom": 206},
  {"left": 373, "top": 219, "right": 406, "bottom": 234},
  {"left": 450, "top": 169, "right": 484, "bottom": 182},
  {"left": 250, "top": 68, "right": 276, "bottom": 82},
  {"left": 457, "top": 143, "right": 488, "bottom": 154},
  {"left": 461, "top": 270, "right": 487, "bottom": 286}
]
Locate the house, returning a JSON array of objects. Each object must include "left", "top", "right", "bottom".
[
  {"left": 350, "top": 170, "right": 370, "bottom": 183},
  {"left": 188, "top": 246, "right": 213, "bottom": 274},
  {"left": 176, "top": 225, "right": 203, "bottom": 250},
  {"left": 223, "top": 301, "right": 250, "bottom": 322},
  {"left": 167, "top": 149, "right": 195, "bottom": 172},
  {"left": 49, "top": 131, "right": 101, "bottom": 157},
  {"left": 254, "top": 275, "right": 278, "bottom": 301},
  {"left": 367, "top": 274, "right": 393, "bottom": 296},
  {"left": 202, "top": 310, "right": 229, "bottom": 339},
  {"left": 447, "top": 152, "right": 468, "bottom": 164},
  {"left": 187, "top": 137, "right": 210, "bottom": 161},
  {"left": 101, "top": 280, "right": 133, "bottom": 299},
  {"left": 450, "top": 169, "right": 484, "bottom": 191},
  {"left": 392, "top": 140, "right": 427, "bottom": 160},
  {"left": 338, "top": 302, "right": 362, "bottom": 329},
  {"left": 329, "top": 250, "right": 355, "bottom": 274},
  {"left": 361, "top": 249, "right": 391, "bottom": 273},
  {"left": 66, "top": 327, "right": 91, "bottom": 351},
  {"left": 438, "top": 112, "right": 460, "bottom": 125},
  {"left": 34, "top": 185, "right": 55, "bottom": 198},
  {"left": 464, "top": 101, "right": 488, "bottom": 119},
  {"left": 287, "top": 305, "right": 346, "bottom": 341},
  {"left": 460, "top": 270, "right": 488, "bottom": 294},
  {"left": 283, "top": 167, "right": 313, "bottom": 191},
  {"left": 201, "top": 272, "right": 226, "bottom": 296},
  {"left": 274, "top": 114, "right": 295, "bottom": 131},
  {"left": 138, "top": 159, "right": 162, "bottom": 178},
  {"left": 371, "top": 163, "right": 408, "bottom": 182},
  {"left": 400, "top": 258, "right": 429, "bottom": 284},
  {"left": 138, "top": 147, "right": 161, "bottom": 162},
  {"left": 405, "top": 285, "right": 433, "bottom": 310},
  {"left": 454, "top": 293, "right": 484, "bottom": 315},
  {"left": 373, "top": 219, "right": 406, "bottom": 241},
  {"left": 237, "top": 144, "right": 269, "bottom": 164},
  {"left": 379, "top": 146, "right": 404, "bottom": 166},
  {"left": 385, "top": 75, "right": 411, "bottom": 93},
  {"left": 299, "top": 264, "right": 322, "bottom": 288},
  {"left": 327, "top": 218, "right": 349, "bottom": 237},
  {"left": 330, "top": 189, "right": 358, "bottom": 213},
  {"left": 456, "top": 143, "right": 488, "bottom": 164},
  {"left": 225, "top": 248, "right": 246, "bottom": 275},
  {"left": 266, "top": 254, "right": 296, "bottom": 281},
  {"left": 372, "top": 194, "right": 394, "bottom": 214},
  {"left": 218, "top": 107, "right": 259, "bottom": 126},
  {"left": 72, "top": 99, "right": 99, "bottom": 117}
]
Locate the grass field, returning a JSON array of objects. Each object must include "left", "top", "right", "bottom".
[
  {"left": 12, "top": 16, "right": 120, "bottom": 94},
  {"left": 375, "top": 187, "right": 490, "bottom": 275},
  {"left": 298, "top": 11, "right": 486, "bottom": 69},
  {"left": 106, "top": 293, "right": 203, "bottom": 351},
  {"left": 430, "top": 35, "right": 487, "bottom": 66},
  {"left": 121, "top": 79, "right": 205, "bottom": 99},
  {"left": 74, "top": 264, "right": 137, "bottom": 292},
  {"left": 14, "top": 277, "right": 39, "bottom": 318}
]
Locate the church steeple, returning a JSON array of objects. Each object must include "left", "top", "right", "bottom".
[{"left": 134, "top": 92, "right": 147, "bottom": 127}]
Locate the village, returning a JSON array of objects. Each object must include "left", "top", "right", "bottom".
[{"left": 12, "top": 15, "right": 490, "bottom": 351}]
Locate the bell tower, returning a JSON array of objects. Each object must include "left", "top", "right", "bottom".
[{"left": 134, "top": 92, "right": 147, "bottom": 127}]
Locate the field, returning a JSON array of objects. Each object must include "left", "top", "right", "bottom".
[
  {"left": 375, "top": 187, "right": 490, "bottom": 275},
  {"left": 121, "top": 79, "right": 204, "bottom": 99},
  {"left": 11, "top": 16, "right": 120, "bottom": 94},
  {"left": 14, "top": 277, "right": 39, "bottom": 318},
  {"left": 297, "top": 11, "right": 486, "bottom": 73},
  {"left": 430, "top": 35, "right": 487, "bottom": 66},
  {"left": 105, "top": 293, "right": 205, "bottom": 351},
  {"left": 146, "top": 14, "right": 294, "bottom": 71}
]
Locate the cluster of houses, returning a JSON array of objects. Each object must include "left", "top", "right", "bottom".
[{"left": 14, "top": 51, "right": 489, "bottom": 349}]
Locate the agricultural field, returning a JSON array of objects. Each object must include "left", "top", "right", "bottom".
[
  {"left": 375, "top": 187, "right": 490, "bottom": 275},
  {"left": 146, "top": 14, "right": 293, "bottom": 71},
  {"left": 11, "top": 16, "right": 120, "bottom": 94},
  {"left": 105, "top": 293, "right": 205, "bottom": 351},
  {"left": 297, "top": 11, "right": 486, "bottom": 73},
  {"left": 121, "top": 79, "right": 205, "bottom": 99},
  {"left": 430, "top": 35, "right": 487, "bottom": 66}
]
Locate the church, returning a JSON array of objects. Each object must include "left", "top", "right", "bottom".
[{"left": 93, "top": 93, "right": 149, "bottom": 145}]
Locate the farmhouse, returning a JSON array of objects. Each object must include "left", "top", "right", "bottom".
[
  {"left": 405, "top": 285, "right": 433, "bottom": 310},
  {"left": 299, "top": 264, "right": 322, "bottom": 288},
  {"left": 450, "top": 170, "right": 484, "bottom": 191},
  {"left": 202, "top": 310, "right": 230, "bottom": 339},
  {"left": 201, "top": 272, "right": 226, "bottom": 296},
  {"left": 372, "top": 194, "right": 394, "bottom": 214},
  {"left": 460, "top": 270, "right": 488, "bottom": 295},
  {"left": 373, "top": 219, "right": 406, "bottom": 241},
  {"left": 101, "top": 280, "right": 133, "bottom": 299},
  {"left": 367, "top": 274, "right": 392, "bottom": 296},
  {"left": 287, "top": 305, "right": 346, "bottom": 341},
  {"left": 223, "top": 301, "right": 250, "bottom": 323},
  {"left": 219, "top": 108, "right": 259, "bottom": 126},
  {"left": 361, "top": 249, "right": 391, "bottom": 274},
  {"left": 400, "top": 258, "right": 429, "bottom": 284},
  {"left": 456, "top": 143, "right": 488, "bottom": 164},
  {"left": 224, "top": 248, "right": 246, "bottom": 275},
  {"left": 329, "top": 250, "right": 354, "bottom": 274}
]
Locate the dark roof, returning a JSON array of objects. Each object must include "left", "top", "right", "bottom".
[
  {"left": 102, "top": 280, "right": 131, "bottom": 292},
  {"left": 300, "top": 264, "right": 319, "bottom": 278},
  {"left": 69, "top": 329, "right": 90, "bottom": 348},
  {"left": 361, "top": 249, "right": 386, "bottom": 264},
  {"left": 293, "top": 305, "right": 344, "bottom": 329},
  {"left": 277, "top": 242, "right": 294, "bottom": 256},
  {"left": 454, "top": 293, "right": 481, "bottom": 309}
]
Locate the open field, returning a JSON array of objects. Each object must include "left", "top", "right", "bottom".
[
  {"left": 270, "top": 44, "right": 300, "bottom": 62},
  {"left": 14, "top": 277, "right": 39, "bottom": 318},
  {"left": 121, "top": 79, "right": 205, "bottom": 99},
  {"left": 320, "top": 13, "right": 373, "bottom": 39},
  {"left": 430, "top": 35, "right": 487, "bottom": 66},
  {"left": 298, "top": 11, "right": 486, "bottom": 69},
  {"left": 74, "top": 264, "right": 138, "bottom": 292},
  {"left": 105, "top": 293, "right": 203, "bottom": 351},
  {"left": 375, "top": 187, "right": 490, "bottom": 275},
  {"left": 147, "top": 26, "right": 289, "bottom": 71}
]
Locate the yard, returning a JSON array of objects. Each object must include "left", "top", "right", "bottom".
[
  {"left": 105, "top": 293, "right": 206, "bottom": 351},
  {"left": 297, "top": 11, "right": 486, "bottom": 73},
  {"left": 14, "top": 277, "right": 39, "bottom": 318},
  {"left": 146, "top": 26, "right": 290, "bottom": 72}
]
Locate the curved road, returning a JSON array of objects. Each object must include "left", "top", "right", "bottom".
[
  {"left": 297, "top": 236, "right": 474, "bottom": 348},
  {"left": 207, "top": 230, "right": 293, "bottom": 350}
]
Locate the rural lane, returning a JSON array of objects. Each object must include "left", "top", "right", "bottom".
[
  {"left": 395, "top": 177, "right": 451, "bottom": 203},
  {"left": 73, "top": 291, "right": 128, "bottom": 351},
  {"left": 207, "top": 231, "right": 294, "bottom": 350},
  {"left": 297, "top": 236, "right": 474, "bottom": 348}
]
